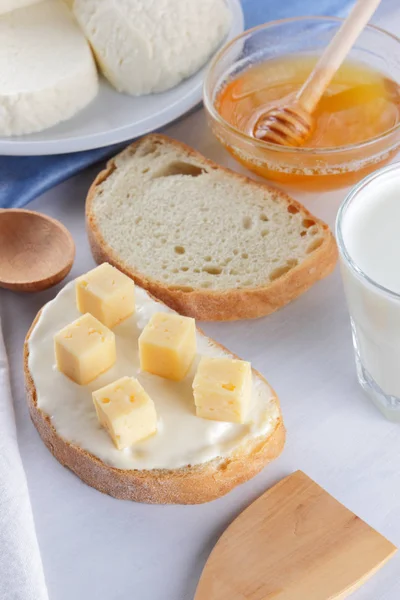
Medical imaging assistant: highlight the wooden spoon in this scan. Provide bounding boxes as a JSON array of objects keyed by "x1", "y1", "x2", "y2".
[
  {"x1": 195, "y1": 471, "x2": 396, "y2": 600},
  {"x1": 0, "y1": 209, "x2": 75, "y2": 292},
  {"x1": 254, "y1": 0, "x2": 382, "y2": 147}
]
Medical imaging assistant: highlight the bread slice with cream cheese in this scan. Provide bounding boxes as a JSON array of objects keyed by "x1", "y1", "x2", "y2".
[{"x1": 24, "y1": 279, "x2": 285, "y2": 504}]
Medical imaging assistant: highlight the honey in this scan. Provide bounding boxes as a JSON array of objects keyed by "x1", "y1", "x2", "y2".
[{"x1": 215, "y1": 57, "x2": 400, "y2": 189}]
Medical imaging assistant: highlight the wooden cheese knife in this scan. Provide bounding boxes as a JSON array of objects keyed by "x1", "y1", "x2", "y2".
[{"x1": 195, "y1": 471, "x2": 396, "y2": 600}]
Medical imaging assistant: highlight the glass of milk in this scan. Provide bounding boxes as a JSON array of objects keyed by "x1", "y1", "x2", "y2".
[{"x1": 336, "y1": 162, "x2": 400, "y2": 421}]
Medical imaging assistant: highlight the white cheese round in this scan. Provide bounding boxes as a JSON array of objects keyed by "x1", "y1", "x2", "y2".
[
  {"x1": 0, "y1": 0, "x2": 41, "y2": 15},
  {"x1": 72, "y1": 0, "x2": 231, "y2": 96},
  {"x1": 0, "y1": 0, "x2": 98, "y2": 136}
]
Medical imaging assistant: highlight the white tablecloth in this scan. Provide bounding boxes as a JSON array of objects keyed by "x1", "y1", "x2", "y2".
[{"x1": 2, "y1": 7, "x2": 400, "y2": 599}]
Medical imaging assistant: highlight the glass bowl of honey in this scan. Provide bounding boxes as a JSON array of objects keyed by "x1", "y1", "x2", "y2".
[{"x1": 204, "y1": 17, "x2": 400, "y2": 191}]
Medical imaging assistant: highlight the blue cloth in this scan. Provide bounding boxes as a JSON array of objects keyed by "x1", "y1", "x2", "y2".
[{"x1": 0, "y1": 0, "x2": 354, "y2": 209}]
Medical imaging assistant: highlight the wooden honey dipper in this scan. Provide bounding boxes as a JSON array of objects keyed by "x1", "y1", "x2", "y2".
[{"x1": 254, "y1": 0, "x2": 382, "y2": 147}]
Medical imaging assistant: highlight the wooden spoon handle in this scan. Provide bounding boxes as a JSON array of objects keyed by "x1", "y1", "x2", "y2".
[{"x1": 296, "y1": 0, "x2": 382, "y2": 114}]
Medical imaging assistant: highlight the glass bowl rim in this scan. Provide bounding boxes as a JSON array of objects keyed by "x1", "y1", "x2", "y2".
[{"x1": 203, "y1": 15, "x2": 400, "y2": 156}]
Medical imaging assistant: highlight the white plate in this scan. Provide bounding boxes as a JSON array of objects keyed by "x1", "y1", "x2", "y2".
[{"x1": 0, "y1": 0, "x2": 243, "y2": 156}]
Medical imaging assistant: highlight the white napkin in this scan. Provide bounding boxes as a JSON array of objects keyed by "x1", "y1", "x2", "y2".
[{"x1": 0, "y1": 321, "x2": 48, "y2": 600}]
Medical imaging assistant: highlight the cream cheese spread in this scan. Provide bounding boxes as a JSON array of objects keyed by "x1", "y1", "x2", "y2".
[{"x1": 28, "y1": 281, "x2": 279, "y2": 470}]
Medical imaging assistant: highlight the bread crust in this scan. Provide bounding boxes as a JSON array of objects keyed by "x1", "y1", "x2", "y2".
[
  {"x1": 24, "y1": 309, "x2": 285, "y2": 505},
  {"x1": 86, "y1": 134, "x2": 338, "y2": 321}
]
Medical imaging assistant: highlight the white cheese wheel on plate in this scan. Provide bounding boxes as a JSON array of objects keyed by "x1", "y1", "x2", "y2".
[
  {"x1": 0, "y1": 0, "x2": 41, "y2": 15},
  {"x1": 0, "y1": 0, "x2": 99, "y2": 136},
  {"x1": 71, "y1": 0, "x2": 231, "y2": 96}
]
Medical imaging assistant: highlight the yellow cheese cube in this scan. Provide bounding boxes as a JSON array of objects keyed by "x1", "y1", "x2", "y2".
[
  {"x1": 193, "y1": 356, "x2": 252, "y2": 424},
  {"x1": 92, "y1": 376, "x2": 157, "y2": 449},
  {"x1": 76, "y1": 263, "x2": 135, "y2": 328},
  {"x1": 139, "y1": 312, "x2": 196, "y2": 381},
  {"x1": 54, "y1": 313, "x2": 116, "y2": 385}
]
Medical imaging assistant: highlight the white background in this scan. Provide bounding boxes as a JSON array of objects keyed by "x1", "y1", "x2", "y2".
[{"x1": 2, "y1": 6, "x2": 400, "y2": 599}]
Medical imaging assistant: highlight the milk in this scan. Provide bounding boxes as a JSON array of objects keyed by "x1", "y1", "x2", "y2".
[{"x1": 337, "y1": 163, "x2": 400, "y2": 419}]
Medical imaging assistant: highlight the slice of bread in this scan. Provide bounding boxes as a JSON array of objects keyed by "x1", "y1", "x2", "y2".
[
  {"x1": 24, "y1": 281, "x2": 285, "y2": 505},
  {"x1": 86, "y1": 135, "x2": 338, "y2": 321}
]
